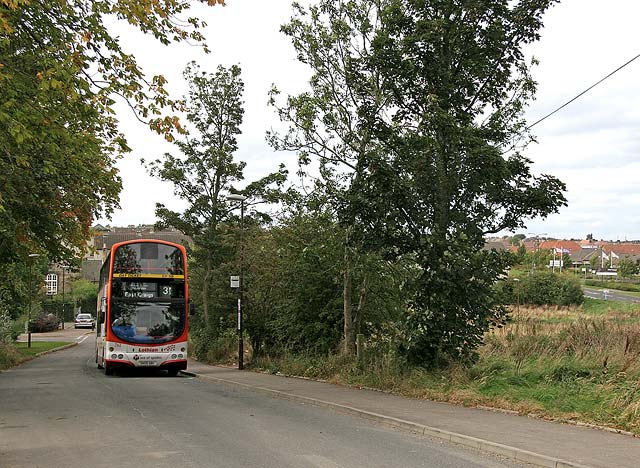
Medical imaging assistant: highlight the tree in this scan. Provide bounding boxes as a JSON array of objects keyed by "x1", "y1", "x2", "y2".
[
  {"x1": 269, "y1": 0, "x2": 391, "y2": 354},
  {"x1": 618, "y1": 259, "x2": 638, "y2": 278},
  {"x1": 510, "y1": 234, "x2": 526, "y2": 245},
  {"x1": 345, "y1": 0, "x2": 566, "y2": 365},
  {"x1": 146, "y1": 62, "x2": 286, "y2": 333},
  {"x1": 0, "y1": 0, "x2": 223, "y2": 266}
]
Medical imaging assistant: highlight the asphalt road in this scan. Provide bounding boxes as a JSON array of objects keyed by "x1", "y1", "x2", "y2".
[
  {"x1": 0, "y1": 338, "x2": 528, "y2": 468},
  {"x1": 583, "y1": 287, "x2": 640, "y2": 303}
]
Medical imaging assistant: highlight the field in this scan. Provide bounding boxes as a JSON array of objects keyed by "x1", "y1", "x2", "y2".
[{"x1": 251, "y1": 298, "x2": 640, "y2": 435}]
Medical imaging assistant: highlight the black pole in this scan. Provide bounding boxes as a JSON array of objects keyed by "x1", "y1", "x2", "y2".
[
  {"x1": 28, "y1": 263, "x2": 33, "y2": 348},
  {"x1": 61, "y1": 267, "x2": 65, "y2": 330},
  {"x1": 238, "y1": 200, "x2": 244, "y2": 370}
]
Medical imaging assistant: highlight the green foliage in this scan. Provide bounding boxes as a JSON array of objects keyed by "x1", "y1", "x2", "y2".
[
  {"x1": 1, "y1": 0, "x2": 222, "y2": 313},
  {"x1": 42, "y1": 278, "x2": 98, "y2": 321},
  {"x1": 0, "y1": 309, "x2": 12, "y2": 344},
  {"x1": 618, "y1": 259, "x2": 639, "y2": 278},
  {"x1": 243, "y1": 199, "x2": 410, "y2": 357},
  {"x1": 331, "y1": 0, "x2": 566, "y2": 366},
  {"x1": 517, "y1": 272, "x2": 583, "y2": 306},
  {"x1": 246, "y1": 209, "x2": 344, "y2": 355},
  {"x1": 269, "y1": 0, "x2": 392, "y2": 354},
  {"x1": 523, "y1": 249, "x2": 553, "y2": 271},
  {"x1": 584, "y1": 279, "x2": 640, "y2": 293},
  {"x1": 147, "y1": 62, "x2": 287, "y2": 356},
  {"x1": 0, "y1": 341, "x2": 20, "y2": 370}
]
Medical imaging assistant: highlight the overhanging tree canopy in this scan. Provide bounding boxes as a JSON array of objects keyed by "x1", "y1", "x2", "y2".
[{"x1": 0, "y1": 0, "x2": 223, "y2": 264}]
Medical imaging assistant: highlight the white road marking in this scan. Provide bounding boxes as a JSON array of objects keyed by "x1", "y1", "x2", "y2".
[{"x1": 77, "y1": 335, "x2": 90, "y2": 344}]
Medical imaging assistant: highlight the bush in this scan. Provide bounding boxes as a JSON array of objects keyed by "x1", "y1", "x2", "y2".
[
  {"x1": 518, "y1": 272, "x2": 583, "y2": 306},
  {"x1": 0, "y1": 341, "x2": 20, "y2": 370},
  {"x1": 29, "y1": 314, "x2": 60, "y2": 333}
]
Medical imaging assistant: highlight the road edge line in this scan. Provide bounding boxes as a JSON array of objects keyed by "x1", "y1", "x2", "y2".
[{"x1": 180, "y1": 369, "x2": 595, "y2": 468}]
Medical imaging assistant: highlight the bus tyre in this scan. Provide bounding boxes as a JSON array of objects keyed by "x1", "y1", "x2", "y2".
[
  {"x1": 167, "y1": 369, "x2": 178, "y2": 377},
  {"x1": 104, "y1": 365, "x2": 114, "y2": 376}
]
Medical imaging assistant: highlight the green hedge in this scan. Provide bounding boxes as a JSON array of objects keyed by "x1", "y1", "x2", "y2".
[
  {"x1": 499, "y1": 272, "x2": 583, "y2": 307},
  {"x1": 584, "y1": 280, "x2": 640, "y2": 293}
]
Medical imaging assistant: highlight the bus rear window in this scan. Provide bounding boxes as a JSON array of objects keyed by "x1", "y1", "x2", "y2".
[{"x1": 113, "y1": 243, "x2": 184, "y2": 277}]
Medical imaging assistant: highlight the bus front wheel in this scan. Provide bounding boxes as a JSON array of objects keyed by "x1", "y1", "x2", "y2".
[{"x1": 104, "y1": 365, "x2": 114, "y2": 376}]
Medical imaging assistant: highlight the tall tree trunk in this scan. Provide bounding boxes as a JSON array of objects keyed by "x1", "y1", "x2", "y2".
[
  {"x1": 354, "y1": 273, "x2": 367, "y2": 336},
  {"x1": 201, "y1": 255, "x2": 211, "y2": 322},
  {"x1": 343, "y1": 244, "x2": 355, "y2": 355}
]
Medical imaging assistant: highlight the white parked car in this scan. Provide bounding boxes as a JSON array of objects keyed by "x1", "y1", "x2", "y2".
[{"x1": 74, "y1": 313, "x2": 95, "y2": 330}]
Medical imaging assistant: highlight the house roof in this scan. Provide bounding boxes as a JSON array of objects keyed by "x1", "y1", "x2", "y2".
[
  {"x1": 520, "y1": 240, "x2": 539, "y2": 252},
  {"x1": 538, "y1": 240, "x2": 581, "y2": 253},
  {"x1": 602, "y1": 243, "x2": 640, "y2": 255},
  {"x1": 483, "y1": 241, "x2": 508, "y2": 252},
  {"x1": 570, "y1": 248, "x2": 600, "y2": 262}
]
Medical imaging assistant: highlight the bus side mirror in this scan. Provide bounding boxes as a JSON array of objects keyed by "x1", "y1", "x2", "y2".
[{"x1": 189, "y1": 302, "x2": 196, "y2": 316}]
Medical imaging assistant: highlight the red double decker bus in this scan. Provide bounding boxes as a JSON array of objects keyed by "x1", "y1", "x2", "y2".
[{"x1": 95, "y1": 239, "x2": 190, "y2": 376}]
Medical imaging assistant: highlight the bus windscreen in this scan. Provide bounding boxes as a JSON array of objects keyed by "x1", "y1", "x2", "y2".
[{"x1": 112, "y1": 242, "x2": 184, "y2": 278}]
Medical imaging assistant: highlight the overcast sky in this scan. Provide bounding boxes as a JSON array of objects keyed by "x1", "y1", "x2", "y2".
[{"x1": 96, "y1": 0, "x2": 640, "y2": 242}]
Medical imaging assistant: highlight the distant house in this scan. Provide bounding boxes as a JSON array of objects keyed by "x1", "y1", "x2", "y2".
[
  {"x1": 569, "y1": 247, "x2": 600, "y2": 270},
  {"x1": 483, "y1": 241, "x2": 508, "y2": 252},
  {"x1": 538, "y1": 240, "x2": 581, "y2": 254},
  {"x1": 598, "y1": 243, "x2": 640, "y2": 269}
]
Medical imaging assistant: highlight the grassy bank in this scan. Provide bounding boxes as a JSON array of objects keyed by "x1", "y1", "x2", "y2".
[
  {"x1": 249, "y1": 299, "x2": 640, "y2": 435},
  {"x1": 0, "y1": 341, "x2": 72, "y2": 371}
]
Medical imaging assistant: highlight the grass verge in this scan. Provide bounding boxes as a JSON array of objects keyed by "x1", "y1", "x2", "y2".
[
  {"x1": 248, "y1": 303, "x2": 640, "y2": 435},
  {"x1": 0, "y1": 341, "x2": 72, "y2": 371}
]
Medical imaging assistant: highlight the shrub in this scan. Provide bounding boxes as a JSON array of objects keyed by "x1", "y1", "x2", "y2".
[
  {"x1": 585, "y1": 280, "x2": 640, "y2": 293},
  {"x1": 519, "y1": 272, "x2": 583, "y2": 306},
  {"x1": 29, "y1": 314, "x2": 60, "y2": 333},
  {"x1": 0, "y1": 341, "x2": 20, "y2": 370}
]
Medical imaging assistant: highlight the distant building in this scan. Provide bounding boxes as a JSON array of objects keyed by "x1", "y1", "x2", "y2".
[{"x1": 538, "y1": 240, "x2": 581, "y2": 254}]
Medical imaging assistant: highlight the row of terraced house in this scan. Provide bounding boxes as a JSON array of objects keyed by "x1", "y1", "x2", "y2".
[{"x1": 486, "y1": 237, "x2": 640, "y2": 274}]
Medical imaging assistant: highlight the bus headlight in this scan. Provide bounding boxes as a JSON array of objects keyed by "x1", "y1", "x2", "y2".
[
  {"x1": 178, "y1": 354, "x2": 184, "y2": 359},
  {"x1": 171, "y1": 354, "x2": 177, "y2": 359},
  {"x1": 118, "y1": 354, "x2": 124, "y2": 359},
  {"x1": 111, "y1": 354, "x2": 117, "y2": 359}
]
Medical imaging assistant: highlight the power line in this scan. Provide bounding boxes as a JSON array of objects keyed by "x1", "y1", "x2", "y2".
[{"x1": 527, "y1": 52, "x2": 640, "y2": 130}]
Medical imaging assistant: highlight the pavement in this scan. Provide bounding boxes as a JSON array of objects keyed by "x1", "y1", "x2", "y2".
[
  {"x1": 182, "y1": 361, "x2": 640, "y2": 468},
  {"x1": 16, "y1": 322, "x2": 92, "y2": 343}
]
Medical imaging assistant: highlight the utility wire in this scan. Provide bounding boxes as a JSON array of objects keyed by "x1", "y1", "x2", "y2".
[{"x1": 527, "y1": 52, "x2": 640, "y2": 130}]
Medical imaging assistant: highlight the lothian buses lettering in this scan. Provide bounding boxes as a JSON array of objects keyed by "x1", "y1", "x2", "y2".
[{"x1": 134, "y1": 345, "x2": 176, "y2": 353}]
